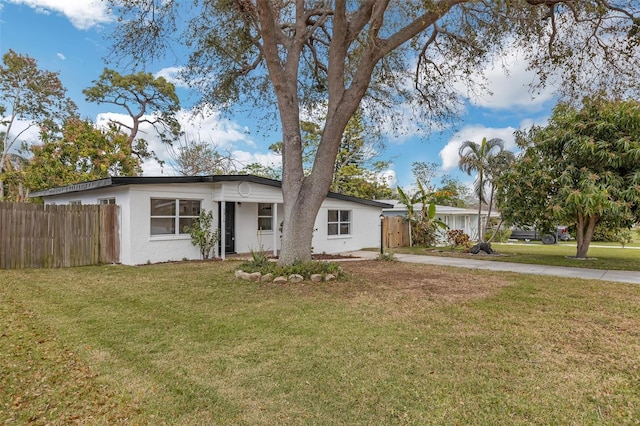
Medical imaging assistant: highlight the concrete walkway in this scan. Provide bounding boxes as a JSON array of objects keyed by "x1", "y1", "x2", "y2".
[{"x1": 344, "y1": 250, "x2": 640, "y2": 285}]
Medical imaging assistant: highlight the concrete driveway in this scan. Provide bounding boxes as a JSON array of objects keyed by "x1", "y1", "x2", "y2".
[{"x1": 345, "y1": 250, "x2": 640, "y2": 285}]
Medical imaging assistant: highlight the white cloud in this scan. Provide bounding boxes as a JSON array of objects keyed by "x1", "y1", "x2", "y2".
[
  {"x1": 7, "y1": 0, "x2": 113, "y2": 30},
  {"x1": 154, "y1": 67, "x2": 189, "y2": 89},
  {"x1": 231, "y1": 150, "x2": 281, "y2": 168},
  {"x1": 56, "y1": 52, "x2": 66, "y2": 60},
  {"x1": 95, "y1": 107, "x2": 269, "y2": 176},
  {"x1": 439, "y1": 125, "x2": 519, "y2": 171},
  {"x1": 0, "y1": 116, "x2": 42, "y2": 154},
  {"x1": 456, "y1": 47, "x2": 559, "y2": 111},
  {"x1": 378, "y1": 169, "x2": 397, "y2": 188}
]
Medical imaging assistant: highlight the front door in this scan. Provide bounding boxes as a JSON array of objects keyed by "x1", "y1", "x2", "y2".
[{"x1": 219, "y1": 202, "x2": 235, "y2": 254}]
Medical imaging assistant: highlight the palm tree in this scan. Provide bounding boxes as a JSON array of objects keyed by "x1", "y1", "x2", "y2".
[
  {"x1": 484, "y1": 149, "x2": 515, "y2": 242},
  {"x1": 458, "y1": 137, "x2": 507, "y2": 242}
]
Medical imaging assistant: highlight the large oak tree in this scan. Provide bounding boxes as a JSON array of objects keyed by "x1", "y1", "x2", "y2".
[{"x1": 109, "y1": 1, "x2": 640, "y2": 264}]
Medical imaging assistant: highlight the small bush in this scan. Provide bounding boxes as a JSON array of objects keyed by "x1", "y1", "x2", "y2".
[
  {"x1": 376, "y1": 251, "x2": 397, "y2": 262},
  {"x1": 593, "y1": 225, "x2": 634, "y2": 245},
  {"x1": 486, "y1": 227, "x2": 512, "y2": 243},
  {"x1": 412, "y1": 221, "x2": 440, "y2": 247},
  {"x1": 447, "y1": 229, "x2": 471, "y2": 251}
]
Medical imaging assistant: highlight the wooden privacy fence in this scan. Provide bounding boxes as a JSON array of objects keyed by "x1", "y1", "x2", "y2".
[
  {"x1": 0, "y1": 202, "x2": 120, "y2": 269},
  {"x1": 382, "y1": 216, "x2": 410, "y2": 249}
]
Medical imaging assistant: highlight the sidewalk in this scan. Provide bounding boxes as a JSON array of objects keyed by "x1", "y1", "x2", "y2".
[{"x1": 344, "y1": 250, "x2": 640, "y2": 285}]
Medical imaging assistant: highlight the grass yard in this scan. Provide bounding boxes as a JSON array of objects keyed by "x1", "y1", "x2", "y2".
[
  {"x1": 2, "y1": 260, "x2": 640, "y2": 424},
  {"x1": 395, "y1": 242, "x2": 640, "y2": 271}
]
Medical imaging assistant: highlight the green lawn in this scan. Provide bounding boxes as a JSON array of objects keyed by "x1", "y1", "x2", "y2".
[
  {"x1": 394, "y1": 241, "x2": 640, "y2": 271},
  {"x1": 2, "y1": 261, "x2": 640, "y2": 424}
]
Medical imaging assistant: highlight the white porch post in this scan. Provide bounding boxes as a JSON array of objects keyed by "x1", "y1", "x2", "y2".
[
  {"x1": 272, "y1": 202, "x2": 278, "y2": 257},
  {"x1": 221, "y1": 201, "x2": 226, "y2": 260},
  {"x1": 214, "y1": 201, "x2": 220, "y2": 259}
]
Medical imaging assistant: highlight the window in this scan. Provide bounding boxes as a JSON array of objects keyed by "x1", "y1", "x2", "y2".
[
  {"x1": 69, "y1": 200, "x2": 82, "y2": 205},
  {"x1": 150, "y1": 198, "x2": 201, "y2": 236},
  {"x1": 257, "y1": 203, "x2": 273, "y2": 231},
  {"x1": 99, "y1": 198, "x2": 116, "y2": 205},
  {"x1": 327, "y1": 209, "x2": 351, "y2": 236}
]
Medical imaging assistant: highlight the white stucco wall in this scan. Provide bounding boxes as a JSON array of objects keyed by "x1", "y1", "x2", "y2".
[
  {"x1": 40, "y1": 180, "x2": 387, "y2": 264},
  {"x1": 233, "y1": 201, "x2": 283, "y2": 255},
  {"x1": 126, "y1": 184, "x2": 216, "y2": 265},
  {"x1": 312, "y1": 198, "x2": 383, "y2": 254}
]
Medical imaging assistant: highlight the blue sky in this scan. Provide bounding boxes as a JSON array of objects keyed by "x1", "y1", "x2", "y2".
[{"x1": 0, "y1": 0, "x2": 559, "y2": 190}]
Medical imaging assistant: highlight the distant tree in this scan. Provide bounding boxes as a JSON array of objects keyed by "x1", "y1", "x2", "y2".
[
  {"x1": 497, "y1": 97, "x2": 640, "y2": 259},
  {"x1": 459, "y1": 137, "x2": 509, "y2": 242},
  {"x1": 22, "y1": 117, "x2": 140, "y2": 192},
  {"x1": 270, "y1": 112, "x2": 393, "y2": 198},
  {"x1": 434, "y1": 175, "x2": 473, "y2": 208},
  {"x1": 411, "y1": 162, "x2": 439, "y2": 192},
  {"x1": 110, "y1": 1, "x2": 640, "y2": 265},
  {"x1": 0, "y1": 49, "x2": 76, "y2": 199},
  {"x1": 0, "y1": 141, "x2": 28, "y2": 202},
  {"x1": 167, "y1": 133, "x2": 239, "y2": 175},
  {"x1": 83, "y1": 69, "x2": 181, "y2": 162},
  {"x1": 238, "y1": 162, "x2": 282, "y2": 180},
  {"x1": 331, "y1": 162, "x2": 394, "y2": 199}
]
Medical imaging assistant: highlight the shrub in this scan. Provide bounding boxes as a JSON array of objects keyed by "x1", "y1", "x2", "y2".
[
  {"x1": 486, "y1": 227, "x2": 512, "y2": 243},
  {"x1": 183, "y1": 210, "x2": 221, "y2": 259},
  {"x1": 376, "y1": 251, "x2": 397, "y2": 262},
  {"x1": 593, "y1": 225, "x2": 633, "y2": 245},
  {"x1": 447, "y1": 229, "x2": 471, "y2": 251},
  {"x1": 412, "y1": 221, "x2": 441, "y2": 247}
]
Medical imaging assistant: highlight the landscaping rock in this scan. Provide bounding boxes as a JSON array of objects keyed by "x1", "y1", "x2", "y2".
[
  {"x1": 288, "y1": 274, "x2": 304, "y2": 283},
  {"x1": 310, "y1": 274, "x2": 323, "y2": 282},
  {"x1": 325, "y1": 274, "x2": 336, "y2": 282},
  {"x1": 273, "y1": 276, "x2": 288, "y2": 283},
  {"x1": 247, "y1": 272, "x2": 262, "y2": 282},
  {"x1": 470, "y1": 242, "x2": 494, "y2": 255},
  {"x1": 235, "y1": 271, "x2": 251, "y2": 280},
  {"x1": 234, "y1": 269, "x2": 246, "y2": 278},
  {"x1": 261, "y1": 273, "x2": 274, "y2": 282}
]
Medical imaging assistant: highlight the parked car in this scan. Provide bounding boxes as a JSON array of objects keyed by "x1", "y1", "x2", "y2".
[{"x1": 509, "y1": 226, "x2": 571, "y2": 244}]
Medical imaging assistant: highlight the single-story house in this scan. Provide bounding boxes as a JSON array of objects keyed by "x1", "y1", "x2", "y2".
[
  {"x1": 29, "y1": 175, "x2": 392, "y2": 265},
  {"x1": 379, "y1": 199, "x2": 500, "y2": 241}
]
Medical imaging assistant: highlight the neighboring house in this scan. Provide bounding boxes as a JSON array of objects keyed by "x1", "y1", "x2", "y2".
[
  {"x1": 29, "y1": 175, "x2": 392, "y2": 265},
  {"x1": 379, "y1": 200, "x2": 500, "y2": 240}
]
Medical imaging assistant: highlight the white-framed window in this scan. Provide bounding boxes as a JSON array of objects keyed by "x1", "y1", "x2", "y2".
[
  {"x1": 257, "y1": 203, "x2": 273, "y2": 231},
  {"x1": 328, "y1": 209, "x2": 351, "y2": 236},
  {"x1": 150, "y1": 198, "x2": 201, "y2": 236},
  {"x1": 69, "y1": 200, "x2": 82, "y2": 205},
  {"x1": 99, "y1": 198, "x2": 116, "y2": 205}
]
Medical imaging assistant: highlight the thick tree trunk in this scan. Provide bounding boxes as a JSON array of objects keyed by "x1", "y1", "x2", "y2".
[
  {"x1": 575, "y1": 213, "x2": 598, "y2": 259},
  {"x1": 279, "y1": 186, "x2": 324, "y2": 264}
]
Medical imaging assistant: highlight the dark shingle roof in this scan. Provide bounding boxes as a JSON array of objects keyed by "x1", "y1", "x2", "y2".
[{"x1": 28, "y1": 175, "x2": 393, "y2": 208}]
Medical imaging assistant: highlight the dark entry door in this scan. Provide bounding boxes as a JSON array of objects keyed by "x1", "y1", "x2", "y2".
[{"x1": 219, "y1": 202, "x2": 235, "y2": 254}]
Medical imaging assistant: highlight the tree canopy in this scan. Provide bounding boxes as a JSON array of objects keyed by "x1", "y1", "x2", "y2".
[
  {"x1": 108, "y1": 0, "x2": 640, "y2": 264},
  {"x1": 0, "y1": 49, "x2": 76, "y2": 199},
  {"x1": 21, "y1": 118, "x2": 140, "y2": 193},
  {"x1": 497, "y1": 97, "x2": 640, "y2": 258},
  {"x1": 167, "y1": 134, "x2": 240, "y2": 176},
  {"x1": 83, "y1": 69, "x2": 181, "y2": 161}
]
